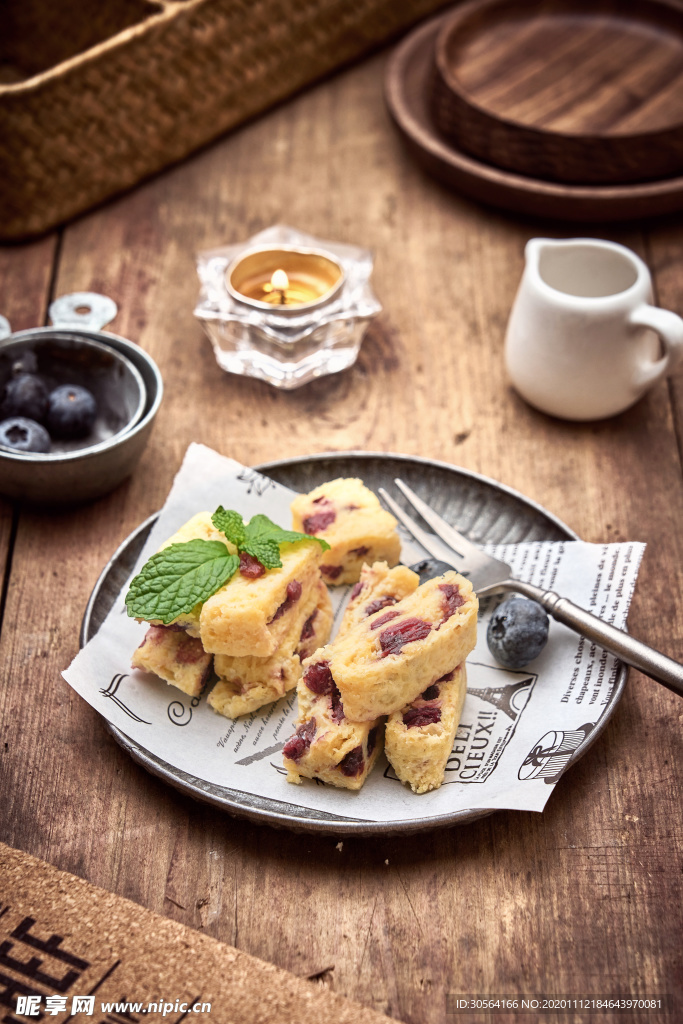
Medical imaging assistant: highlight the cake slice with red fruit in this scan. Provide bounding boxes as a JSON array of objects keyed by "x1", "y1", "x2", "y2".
[
  {"x1": 282, "y1": 658, "x2": 383, "y2": 791},
  {"x1": 290, "y1": 478, "x2": 400, "y2": 585},
  {"x1": 385, "y1": 664, "x2": 467, "y2": 793},
  {"x1": 131, "y1": 626, "x2": 213, "y2": 697},
  {"x1": 327, "y1": 571, "x2": 477, "y2": 721},
  {"x1": 339, "y1": 561, "x2": 419, "y2": 636},
  {"x1": 138, "y1": 511, "x2": 324, "y2": 658},
  {"x1": 208, "y1": 580, "x2": 333, "y2": 718}
]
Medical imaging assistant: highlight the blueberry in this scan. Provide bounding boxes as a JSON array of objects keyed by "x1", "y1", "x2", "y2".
[
  {"x1": 1, "y1": 373, "x2": 49, "y2": 422},
  {"x1": 487, "y1": 596, "x2": 549, "y2": 669},
  {"x1": 409, "y1": 558, "x2": 457, "y2": 584},
  {"x1": 47, "y1": 384, "x2": 97, "y2": 439},
  {"x1": 0, "y1": 417, "x2": 51, "y2": 453}
]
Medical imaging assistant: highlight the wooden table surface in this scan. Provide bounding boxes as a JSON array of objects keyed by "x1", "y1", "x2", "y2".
[{"x1": 1, "y1": 38, "x2": 682, "y2": 1024}]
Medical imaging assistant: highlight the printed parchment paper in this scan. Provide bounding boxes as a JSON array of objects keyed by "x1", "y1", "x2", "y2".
[{"x1": 63, "y1": 444, "x2": 644, "y2": 823}]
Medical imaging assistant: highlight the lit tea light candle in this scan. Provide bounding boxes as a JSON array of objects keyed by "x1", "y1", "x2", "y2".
[
  {"x1": 263, "y1": 268, "x2": 291, "y2": 305},
  {"x1": 226, "y1": 246, "x2": 345, "y2": 314}
]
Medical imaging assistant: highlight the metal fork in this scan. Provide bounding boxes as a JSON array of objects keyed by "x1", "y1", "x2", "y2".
[{"x1": 378, "y1": 478, "x2": 683, "y2": 698}]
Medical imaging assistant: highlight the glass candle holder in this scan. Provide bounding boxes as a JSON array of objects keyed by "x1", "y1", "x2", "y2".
[{"x1": 194, "y1": 225, "x2": 381, "y2": 389}]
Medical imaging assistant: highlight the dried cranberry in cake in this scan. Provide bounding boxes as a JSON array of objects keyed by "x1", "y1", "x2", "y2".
[
  {"x1": 364, "y1": 596, "x2": 397, "y2": 616},
  {"x1": 143, "y1": 625, "x2": 166, "y2": 645},
  {"x1": 370, "y1": 609, "x2": 401, "y2": 630},
  {"x1": 367, "y1": 726, "x2": 378, "y2": 755},
  {"x1": 330, "y1": 684, "x2": 345, "y2": 723},
  {"x1": 320, "y1": 564, "x2": 343, "y2": 580},
  {"x1": 440, "y1": 582, "x2": 465, "y2": 619},
  {"x1": 283, "y1": 718, "x2": 317, "y2": 762},
  {"x1": 421, "y1": 683, "x2": 440, "y2": 700},
  {"x1": 304, "y1": 660, "x2": 335, "y2": 695},
  {"x1": 349, "y1": 545, "x2": 369, "y2": 557},
  {"x1": 339, "y1": 745, "x2": 365, "y2": 777},
  {"x1": 300, "y1": 609, "x2": 318, "y2": 641},
  {"x1": 303, "y1": 508, "x2": 336, "y2": 534},
  {"x1": 174, "y1": 636, "x2": 208, "y2": 664},
  {"x1": 402, "y1": 704, "x2": 442, "y2": 728},
  {"x1": 239, "y1": 551, "x2": 266, "y2": 579},
  {"x1": 350, "y1": 581, "x2": 364, "y2": 599},
  {"x1": 379, "y1": 616, "x2": 432, "y2": 657},
  {"x1": 269, "y1": 580, "x2": 303, "y2": 622}
]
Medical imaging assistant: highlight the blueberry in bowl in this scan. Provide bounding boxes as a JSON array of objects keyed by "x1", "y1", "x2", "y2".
[
  {"x1": 46, "y1": 384, "x2": 98, "y2": 439},
  {"x1": 1, "y1": 373, "x2": 49, "y2": 422},
  {"x1": 487, "y1": 596, "x2": 549, "y2": 669},
  {"x1": 0, "y1": 417, "x2": 51, "y2": 453},
  {"x1": 0, "y1": 327, "x2": 162, "y2": 504}
]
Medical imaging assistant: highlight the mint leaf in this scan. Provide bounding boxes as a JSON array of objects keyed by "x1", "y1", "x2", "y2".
[
  {"x1": 244, "y1": 513, "x2": 331, "y2": 554},
  {"x1": 125, "y1": 539, "x2": 239, "y2": 624},
  {"x1": 211, "y1": 507, "x2": 246, "y2": 548},
  {"x1": 241, "y1": 536, "x2": 283, "y2": 570}
]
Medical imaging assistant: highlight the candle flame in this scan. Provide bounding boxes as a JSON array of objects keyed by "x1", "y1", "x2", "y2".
[{"x1": 271, "y1": 269, "x2": 289, "y2": 291}]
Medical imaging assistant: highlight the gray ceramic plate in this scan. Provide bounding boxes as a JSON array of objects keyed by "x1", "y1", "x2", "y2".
[{"x1": 81, "y1": 452, "x2": 626, "y2": 835}]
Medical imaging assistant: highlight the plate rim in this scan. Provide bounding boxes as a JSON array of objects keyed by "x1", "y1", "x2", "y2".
[{"x1": 81, "y1": 450, "x2": 626, "y2": 836}]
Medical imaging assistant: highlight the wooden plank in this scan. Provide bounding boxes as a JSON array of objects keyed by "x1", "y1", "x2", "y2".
[
  {"x1": 643, "y1": 227, "x2": 683, "y2": 463},
  {"x1": 0, "y1": 235, "x2": 57, "y2": 594},
  {"x1": 0, "y1": 46, "x2": 681, "y2": 1024}
]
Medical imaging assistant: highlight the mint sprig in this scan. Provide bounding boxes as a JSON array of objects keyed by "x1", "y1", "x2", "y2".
[
  {"x1": 211, "y1": 508, "x2": 329, "y2": 570},
  {"x1": 126, "y1": 507, "x2": 330, "y2": 623},
  {"x1": 125, "y1": 539, "x2": 239, "y2": 624}
]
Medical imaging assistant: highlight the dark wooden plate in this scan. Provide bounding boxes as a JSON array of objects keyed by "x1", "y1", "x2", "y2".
[
  {"x1": 385, "y1": 12, "x2": 683, "y2": 221},
  {"x1": 431, "y1": 0, "x2": 683, "y2": 185}
]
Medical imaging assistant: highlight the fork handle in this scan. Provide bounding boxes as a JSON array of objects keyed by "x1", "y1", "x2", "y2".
[{"x1": 503, "y1": 581, "x2": 683, "y2": 698}]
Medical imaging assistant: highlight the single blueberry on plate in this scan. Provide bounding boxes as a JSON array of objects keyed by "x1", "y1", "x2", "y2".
[
  {"x1": 1, "y1": 373, "x2": 49, "y2": 422},
  {"x1": 409, "y1": 558, "x2": 456, "y2": 585},
  {"x1": 487, "y1": 596, "x2": 549, "y2": 669},
  {"x1": 47, "y1": 384, "x2": 97, "y2": 439},
  {"x1": 0, "y1": 417, "x2": 51, "y2": 453}
]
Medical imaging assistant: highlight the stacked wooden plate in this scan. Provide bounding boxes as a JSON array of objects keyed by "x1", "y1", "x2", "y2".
[{"x1": 385, "y1": 0, "x2": 683, "y2": 220}]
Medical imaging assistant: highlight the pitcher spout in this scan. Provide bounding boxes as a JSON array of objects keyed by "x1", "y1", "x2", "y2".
[{"x1": 524, "y1": 237, "x2": 573, "y2": 271}]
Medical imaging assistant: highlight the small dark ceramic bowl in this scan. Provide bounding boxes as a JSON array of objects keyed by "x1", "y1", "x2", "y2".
[{"x1": 0, "y1": 323, "x2": 163, "y2": 504}]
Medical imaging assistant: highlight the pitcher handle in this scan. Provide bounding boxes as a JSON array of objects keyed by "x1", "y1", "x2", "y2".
[{"x1": 628, "y1": 304, "x2": 683, "y2": 389}]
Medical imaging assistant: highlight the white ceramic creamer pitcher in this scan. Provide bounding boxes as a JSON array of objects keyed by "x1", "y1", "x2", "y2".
[{"x1": 505, "y1": 238, "x2": 683, "y2": 420}]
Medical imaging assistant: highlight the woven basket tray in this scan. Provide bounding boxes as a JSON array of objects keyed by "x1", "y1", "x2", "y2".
[{"x1": 0, "y1": 0, "x2": 448, "y2": 242}]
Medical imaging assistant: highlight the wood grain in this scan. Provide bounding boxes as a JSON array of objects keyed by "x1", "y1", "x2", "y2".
[
  {"x1": 431, "y1": 0, "x2": 683, "y2": 184},
  {"x1": 0, "y1": 42, "x2": 682, "y2": 1024}
]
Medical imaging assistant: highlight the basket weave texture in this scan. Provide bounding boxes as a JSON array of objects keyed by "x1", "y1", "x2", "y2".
[{"x1": 0, "y1": 0, "x2": 448, "y2": 241}]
